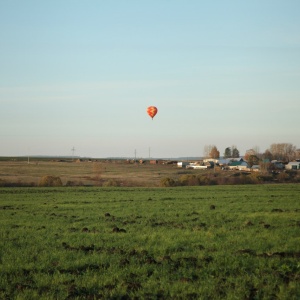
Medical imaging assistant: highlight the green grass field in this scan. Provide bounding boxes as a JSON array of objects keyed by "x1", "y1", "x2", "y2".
[{"x1": 0, "y1": 184, "x2": 299, "y2": 299}]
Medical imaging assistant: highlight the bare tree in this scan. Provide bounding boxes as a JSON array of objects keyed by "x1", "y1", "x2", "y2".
[
  {"x1": 296, "y1": 149, "x2": 300, "y2": 160},
  {"x1": 244, "y1": 149, "x2": 256, "y2": 161},
  {"x1": 268, "y1": 143, "x2": 297, "y2": 161},
  {"x1": 203, "y1": 145, "x2": 213, "y2": 158},
  {"x1": 247, "y1": 155, "x2": 260, "y2": 167},
  {"x1": 262, "y1": 149, "x2": 273, "y2": 161},
  {"x1": 245, "y1": 147, "x2": 261, "y2": 161}
]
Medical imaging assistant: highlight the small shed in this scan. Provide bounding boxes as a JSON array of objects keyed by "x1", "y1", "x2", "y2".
[{"x1": 177, "y1": 162, "x2": 190, "y2": 168}]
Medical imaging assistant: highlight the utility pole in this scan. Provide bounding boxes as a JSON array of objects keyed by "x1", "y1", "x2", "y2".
[{"x1": 71, "y1": 147, "x2": 75, "y2": 161}]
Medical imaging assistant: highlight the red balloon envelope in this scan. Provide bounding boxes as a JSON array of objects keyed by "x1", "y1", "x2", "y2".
[{"x1": 147, "y1": 106, "x2": 158, "y2": 119}]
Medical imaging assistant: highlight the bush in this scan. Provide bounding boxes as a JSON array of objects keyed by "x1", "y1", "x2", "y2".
[
  {"x1": 237, "y1": 174, "x2": 257, "y2": 184},
  {"x1": 277, "y1": 172, "x2": 289, "y2": 182},
  {"x1": 285, "y1": 170, "x2": 297, "y2": 179},
  {"x1": 65, "y1": 180, "x2": 78, "y2": 186},
  {"x1": 179, "y1": 175, "x2": 200, "y2": 186},
  {"x1": 246, "y1": 173, "x2": 260, "y2": 184},
  {"x1": 178, "y1": 174, "x2": 199, "y2": 186},
  {"x1": 39, "y1": 176, "x2": 62, "y2": 187},
  {"x1": 257, "y1": 175, "x2": 273, "y2": 182},
  {"x1": 197, "y1": 174, "x2": 217, "y2": 185},
  {"x1": 103, "y1": 179, "x2": 118, "y2": 187},
  {"x1": 160, "y1": 177, "x2": 176, "y2": 187}
]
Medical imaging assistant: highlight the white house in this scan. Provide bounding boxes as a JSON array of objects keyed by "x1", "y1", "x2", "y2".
[{"x1": 285, "y1": 162, "x2": 300, "y2": 170}]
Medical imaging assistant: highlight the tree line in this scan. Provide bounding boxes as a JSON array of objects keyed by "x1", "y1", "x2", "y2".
[{"x1": 204, "y1": 143, "x2": 300, "y2": 166}]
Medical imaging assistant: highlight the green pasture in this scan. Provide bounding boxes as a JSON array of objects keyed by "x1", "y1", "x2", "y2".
[{"x1": 0, "y1": 184, "x2": 299, "y2": 299}]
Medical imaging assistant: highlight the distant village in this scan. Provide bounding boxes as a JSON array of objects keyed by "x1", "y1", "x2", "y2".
[
  {"x1": 175, "y1": 143, "x2": 300, "y2": 172},
  {"x1": 47, "y1": 143, "x2": 300, "y2": 172},
  {"x1": 177, "y1": 157, "x2": 300, "y2": 171},
  {"x1": 143, "y1": 143, "x2": 300, "y2": 172}
]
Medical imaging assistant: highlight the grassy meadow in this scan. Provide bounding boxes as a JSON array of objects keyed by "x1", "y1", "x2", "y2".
[
  {"x1": 0, "y1": 160, "x2": 178, "y2": 187},
  {"x1": 0, "y1": 184, "x2": 300, "y2": 299},
  {"x1": 0, "y1": 159, "x2": 299, "y2": 188}
]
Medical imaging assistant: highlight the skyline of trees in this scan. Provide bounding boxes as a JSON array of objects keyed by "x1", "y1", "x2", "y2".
[
  {"x1": 204, "y1": 143, "x2": 299, "y2": 162},
  {"x1": 223, "y1": 146, "x2": 240, "y2": 158}
]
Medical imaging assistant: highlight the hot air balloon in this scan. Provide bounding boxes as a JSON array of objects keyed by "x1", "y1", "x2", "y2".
[{"x1": 147, "y1": 106, "x2": 158, "y2": 120}]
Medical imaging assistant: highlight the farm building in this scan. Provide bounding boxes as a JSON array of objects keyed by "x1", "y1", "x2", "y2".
[
  {"x1": 228, "y1": 161, "x2": 249, "y2": 170},
  {"x1": 251, "y1": 165, "x2": 260, "y2": 172},
  {"x1": 203, "y1": 158, "x2": 231, "y2": 164},
  {"x1": 203, "y1": 158, "x2": 243, "y2": 166},
  {"x1": 285, "y1": 162, "x2": 300, "y2": 170},
  {"x1": 177, "y1": 162, "x2": 190, "y2": 168},
  {"x1": 185, "y1": 161, "x2": 212, "y2": 169},
  {"x1": 187, "y1": 165, "x2": 208, "y2": 170},
  {"x1": 271, "y1": 161, "x2": 285, "y2": 169},
  {"x1": 203, "y1": 158, "x2": 218, "y2": 164}
]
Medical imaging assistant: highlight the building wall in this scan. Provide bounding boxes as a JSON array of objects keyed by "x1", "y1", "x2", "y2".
[{"x1": 286, "y1": 163, "x2": 300, "y2": 170}]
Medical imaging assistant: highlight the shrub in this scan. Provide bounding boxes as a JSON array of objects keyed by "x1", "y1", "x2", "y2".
[
  {"x1": 39, "y1": 176, "x2": 62, "y2": 187},
  {"x1": 197, "y1": 175, "x2": 208, "y2": 185},
  {"x1": 160, "y1": 177, "x2": 176, "y2": 187},
  {"x1": 285, "y1": 170, "x2": 297, "y2": 180},
  {"x1": 215, "y1": 176, "x2": 229, "y2": 185},
  {"x1": 65, "y1": 180, "x2": 77, "y2": 186},
  {"x1": 238, "y1": 174, "x2": 256, "y2": 184},
  {"x1": 103, "y1": 179, "x2": 118, "y2": 187},
  {"x1": 178, "y1": 174, "x2": 199, "y2": 186},
  {"x1": 197, "y1": 174, "x2": 217, "y2": 185},
  {"x1": 226, "y1": 173, "x2": 259, "y2": 185},
  {"x1": 277, "y1": 172, "x2": 289, "y2": 182},
  {"x1": 247, "y1": 173, "x2": 260, "y2": 184},
  {"x1": 257, "y1": 175, "x2": 273, "y2": 182}
]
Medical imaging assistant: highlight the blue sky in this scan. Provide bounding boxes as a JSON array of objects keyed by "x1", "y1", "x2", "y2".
[{"x1": 1, "y1": 0, "x2": 299, "y2": 158}]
